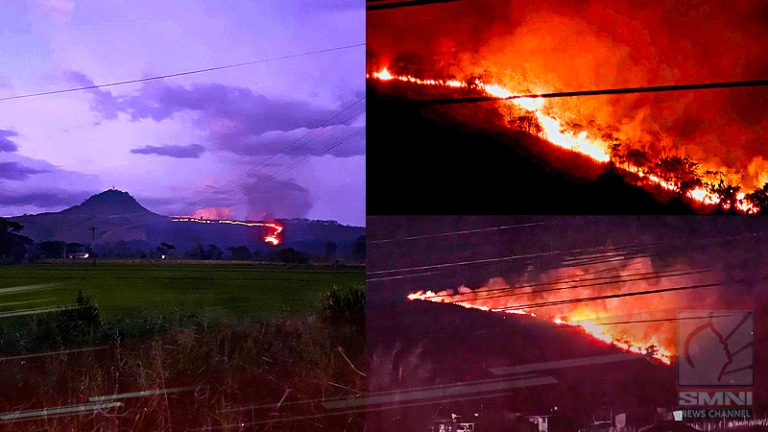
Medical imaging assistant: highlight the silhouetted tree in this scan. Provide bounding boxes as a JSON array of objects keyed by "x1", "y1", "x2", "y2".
[
  {"x1": 654, "y1": 156, "x2": 699, "y2": 186},
  {"x1": 228, "y1": 245, "x2": 252, "y2": 261},
  {"x1": 626, "y1": 148, "x2": 651, "y2": 170},
  {"x1": 186, "y1": 243, "x2": 224, "y2": 260},
  {"x1": 37, "y1": 240, "x2": 67, "y2": 259},
  {"x1": 748, "y1": 183, "x2": 768, "y2": 214},
  {"x1": 353, "y1": 235, "x2": 366, "y2": 262},
  {"x1": 66, "y1": 243, "x2": 87, "y2": 256},
  {"x1": 0, "y1": 218, "x2": 32, "y2": 263},
  {"x1": 710, "y1": 179, "x2": 742, "y2": 212},
  {"x1": 324, "y1": 242, "x2": 338, "y2": 260},
  {"x1": 156, "y1": 242, "x2": 176, "y2": 258},
  {"x1": 56, "y1": 289, "x2": 101, "y2": 344},
  {"x1": 609, "y1": 142, "x2": 627, "y2": 167},
  {"x1": 271, "y1": 248, "x2": 309, "y2": 264},
  {"x1": 205, "y1": 244, "x2": 223, "y2": 260}
]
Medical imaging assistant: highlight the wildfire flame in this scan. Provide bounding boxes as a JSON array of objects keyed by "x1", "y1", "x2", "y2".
[
  {"x1": 170, "y1": 217, "x2": 283, "y2": 246},
  {"x1": 407, "y1": 288, "x2": 673, "y2": 364},
  {"x1": 369, "y1": 67, "x2": 759, "y2": 214},
  {"x1": 403, "y1": 256, "x2": 709, "y2": 365}
]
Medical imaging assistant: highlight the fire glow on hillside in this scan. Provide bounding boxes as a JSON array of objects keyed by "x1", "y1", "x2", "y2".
[
  {"x1": 404, "y1": 256, "x2": 721, "y2": 365},
  {"x1": 171, "y1": 217, "x2": 283, "y2": 245},
  {"x1": 369, "y1": 68, "x2": 759, "y2": 214}
]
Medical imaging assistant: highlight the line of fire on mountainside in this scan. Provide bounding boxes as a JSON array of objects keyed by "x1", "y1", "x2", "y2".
[
  {"x1": 366, "y1": 70, "x2": 768, "y2": 216},
  {"x1": 1, "y1": 190, "x2": 366, "y2": 265}
]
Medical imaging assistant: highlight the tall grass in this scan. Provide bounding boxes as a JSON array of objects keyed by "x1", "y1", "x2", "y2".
[
  {"x1": 0, "y1": 286, "x2": 367, "y2": 431},
  {"x1": 320, "y1": 284, "x2": 365, "y2": 324}
]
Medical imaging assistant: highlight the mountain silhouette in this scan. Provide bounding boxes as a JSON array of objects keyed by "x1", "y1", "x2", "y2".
[
  {"x1": 61, "y1": 189, "x2": 156, "y2": 217},
  {"x1": 10, "y1": 190, "x2": 364, "y2": 255}
]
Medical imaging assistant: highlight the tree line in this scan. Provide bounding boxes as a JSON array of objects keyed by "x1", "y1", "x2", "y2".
[{"x1": 0, "y1": 218, "x2": 366, "y2": 265}]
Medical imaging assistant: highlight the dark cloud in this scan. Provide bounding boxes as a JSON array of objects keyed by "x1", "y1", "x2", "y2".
[
  {"x1": 119, "y1": 82, "x2": 340, "y2": 133},
  {"x1": 0, "y1": 162, "x2": 48, "y2": 180},
  {"x1": 64, "y1": 71, "x2": 121, "y2": 120},
  {"x1": 71, "y1": 73, "x2": 365, "y2": 158},
  {"x1": 0, "y1": 189, "x2": 92, "y2": 209},
  {"x1": 0, "y1": 130, "x2": 19, "y2": 152},
  {"x1": 130, "y1": 143, "x2": 206, "y2": 158}
]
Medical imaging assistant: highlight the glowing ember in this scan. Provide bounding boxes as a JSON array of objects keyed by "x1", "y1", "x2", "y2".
[
  {"x1": 369, "y1": 68, "x2": 761, "y2": 213},
  {"x1": 170, "y1": 217, "x2": 283, "y2": 246}
]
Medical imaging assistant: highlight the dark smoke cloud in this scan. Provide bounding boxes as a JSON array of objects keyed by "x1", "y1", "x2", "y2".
[
  {"x1": 168, "y1": 175, "x2": 314, "y2": 220},
  {"x1": 369, "y1": 0, "x2": 768, "y2": 187},
  {"x1": 242, "y1": 175, "x2": 313, "y2": 220}
]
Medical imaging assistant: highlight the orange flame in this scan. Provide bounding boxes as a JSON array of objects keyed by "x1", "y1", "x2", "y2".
[
  {"x1": 407, "y1": 288, "x2": 673, "y2": 364},
  {"x1": 369, "y1": 67, "x2": 759, "y2": 214},
  {"x1": 170, "y1": 217, "x2": 283, "y2": 246},
  {"x1": 404, "y1": 257, "x2": 701, "y2": 365}
]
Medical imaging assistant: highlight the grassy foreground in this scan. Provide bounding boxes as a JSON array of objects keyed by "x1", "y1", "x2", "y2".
[
  {"x1": 0, "y1": 262, "x2": 364, "y2": 321},
  {"x1": 0, "y1": 262, "x2": 366, "y2": 431}
]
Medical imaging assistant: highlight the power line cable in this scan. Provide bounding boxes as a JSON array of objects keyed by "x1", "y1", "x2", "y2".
[
  {"x1": 406, "y1": 79, "x2": 768, "y2": 105},
  {"x1": 493, "y1": 282, "x2": 723, "y2": 312},
  {"x1": 368, "y1": 223, "x2": 545, "y2": 244},
  {"x1": 367, "y1": 0, "x2": 464, "y2": 11},
  {"x1": 368, "y1": 230, "x2": 767, "y2": 275},
  {"x1": 0, "y1": 43, "x2": 365, "y2": 102},
  {"x1": 432, "y1": 267, "x2": 712, "y2": 303},
  {"x1": 244, "y1": 128, "x2": 365, "y2": 193}
]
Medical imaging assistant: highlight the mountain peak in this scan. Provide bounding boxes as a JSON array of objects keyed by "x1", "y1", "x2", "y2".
[{"x1": 66, "y1": 189, "x2": 154, "y2": 215}]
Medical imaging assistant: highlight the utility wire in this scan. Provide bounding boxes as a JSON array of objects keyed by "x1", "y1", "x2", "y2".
[
  {"x1": 590, "y1": 313, "x2": 740, "y2": 327},
  {"x1": 493, "y1": 282, "x2": 723, "y2": 312},
  {"x1": 244, "y1": 128, "x2": 365, "y2": 194},
  {"x1": 0, "y1": 43, "x2": 365, "y2": 102},
  {"x1": 367, "y1": 0, "x2": 463, "y2": 11},
  {"x1": 432, "y1": 267, "x2": 711, "y2": 303},
  {"x1": 369, "y1": 230, "x2": 767, "y2": 276},
  {"x1": 406, "y1": 79, "x2": 768, "y2": 105},
  {"x1": 368, "y1": 223, "x2": 545, "y2": 244}
]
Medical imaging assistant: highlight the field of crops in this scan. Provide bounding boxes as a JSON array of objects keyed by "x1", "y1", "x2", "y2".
[
  {"x1": 0, "y1": 261, "x2": 364, "y2": 320},
  {"x1": 0, "y1": 262, "x2": 366, "y2": 430}
]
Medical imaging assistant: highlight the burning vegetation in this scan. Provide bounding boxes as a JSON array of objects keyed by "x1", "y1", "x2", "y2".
[
  {"x1": 171, "y1": 216, "x2": 283, "y2": 245},
  {"x1": 368, "y1": 0, "x2": 768, "y2": 213},
  {"x1": 406, "y1": 254, "x2": 724, "y2": 365}
]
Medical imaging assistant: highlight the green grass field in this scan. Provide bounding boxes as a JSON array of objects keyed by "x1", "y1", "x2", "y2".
[{"x1": 0, "y1": 262, "x2": 364, "y2": 321}]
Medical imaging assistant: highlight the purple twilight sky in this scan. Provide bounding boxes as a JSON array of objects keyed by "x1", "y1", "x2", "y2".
[{"x1": 0, "y1": 0, "x2": 365, "y2": 226}]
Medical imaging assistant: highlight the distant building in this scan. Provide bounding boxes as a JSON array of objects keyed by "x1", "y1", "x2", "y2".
[
  {"x1": 427, "y1": 415, "x2": 476, "y2": 432},
  {"x1": 579, "y1": 410, "x2": 637, "y2": 432},
  {"x1": 526, "y1": 415, "x2": 551, "y2": 432}
]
